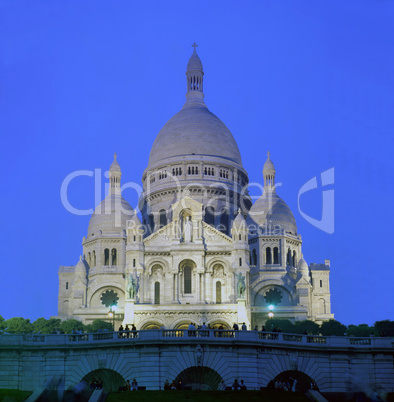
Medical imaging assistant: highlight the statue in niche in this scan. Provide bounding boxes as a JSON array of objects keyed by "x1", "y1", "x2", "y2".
[
  {"x1": 127, "y1": 274, "x2": 137, "y2": 300},
  {"x1": 237, "y1": 273, "x2": 246, "y2": 299},
  {"x1": 183, "y1": 216, "x2": 193, "y2": 242}
]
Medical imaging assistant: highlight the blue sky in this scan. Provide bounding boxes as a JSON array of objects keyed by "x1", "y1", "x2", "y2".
[{"x1": 0, "y1": 1, "x2": 393, "y2": 326}]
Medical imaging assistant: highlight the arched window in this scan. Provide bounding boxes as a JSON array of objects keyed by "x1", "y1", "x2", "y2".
[
  {"x1": 219, "y1": 209, "x2": 229, "y2": 235},
  {"x1": 184, "y1": 266, "x2": 192, "y2": 294},
  {"x1": 149, "y1": 214, "x2": 155, "y2": 233},
  {"x1": 292, "y1": 251, "x2": 297, "y2": 267},
  {"x1": 273, "y1": 247, "x2": 279, "y2": 264},
  {"x1": 216, "y1": 281, "x2": 222, "y2": 304},
  {"x1": 287, "y1": 249, "x2": 292, "y2": 266},
  {"x1": 154, "y1": 282, "x2": 160, "y2": 305},
  {"x1": 159, "y1": 209, "x2": 167, "y2": 228},
  {"x1": 252, "y1": 249, "x2": 257, "y2": 266},
  {"x1": 104, "y1": 249, "x2": 109, "y2": 265},
  {"x1": 318, "y1": 298, "x2": 326, "y2": 314},
  {"x1": 204, "y1": 206, "x2": 215, "y2": 226},
  {"x1": 111, "y1": 248, "x2": 117, "y2": 266},
  {"x1": 92, "y1": 251, "x2": 96, "y2": 266},
  {"x1": 87, "y1": 252, "x2": 91, "y2": 266},
  {"x1": 266, "y1": 247, "x2": 272, "y2": 265}
]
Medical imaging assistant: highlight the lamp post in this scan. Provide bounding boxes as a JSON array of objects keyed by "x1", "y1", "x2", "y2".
[
  {"x1": 108, "y1": 304, "x2": 117, "y2": 331},
  {"x1": 268, "y1": 304, "x2": 274, "y2": 331}
]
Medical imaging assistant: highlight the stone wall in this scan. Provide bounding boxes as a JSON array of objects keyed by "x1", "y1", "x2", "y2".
[{"x1": 0, "y1": 331, "x2": 393, "y2": 393}]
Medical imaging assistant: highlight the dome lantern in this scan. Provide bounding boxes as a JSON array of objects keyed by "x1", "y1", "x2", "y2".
[
  {"x1": 186, "y1": 43, "x2": 204, "y2": 100},
  {"x1": 263, "y1": 151, "x2": 276, "y2": 190},
  {"x1": 109, "y1": 152, "x2": 121, "y2": 195}
]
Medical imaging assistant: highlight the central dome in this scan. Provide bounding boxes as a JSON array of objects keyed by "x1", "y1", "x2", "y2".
[
  {"x1": 147, "y1": 47, "x2": 243, "y2": 170},
  {"x1": 147, "y1": 101, "x2": 243, "y2": 169}
]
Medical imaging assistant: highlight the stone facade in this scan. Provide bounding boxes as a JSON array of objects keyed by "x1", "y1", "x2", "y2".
[
  {"x1": 57, "y1": 47, "x2": 333, "y2": 330},
  {"x1": 1, "y1": 332, "x2": 393, "y2": 393}
]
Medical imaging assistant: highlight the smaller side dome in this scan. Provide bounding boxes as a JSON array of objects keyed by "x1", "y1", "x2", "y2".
[
  {"x1": 298, "y1": 257, "x2": 309, "y2": 271},
  {"x1": 88, "y1": 194, "x2": 134, "y2": 236},
  {"x1": 248, "y1": 153, "x2": 297, "y2": 235},
  {"x1": 88, "y1": 154, "x2": 134, "y2": 236},
  {"x1": 248, "y1": 191, "x2": 297, "y2": 235}
]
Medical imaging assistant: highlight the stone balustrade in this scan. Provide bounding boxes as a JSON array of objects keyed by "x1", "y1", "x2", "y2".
[{"x1": 0, "y1": 330, "x2": 390, "y2": 349}]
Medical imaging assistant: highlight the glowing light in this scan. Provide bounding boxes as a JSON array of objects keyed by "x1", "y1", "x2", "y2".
[{"x1": 268, "y1": 304, "x2": 274, "y2": 310}]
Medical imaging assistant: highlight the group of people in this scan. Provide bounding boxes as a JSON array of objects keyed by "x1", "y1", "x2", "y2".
[
  {"x1": 123, "y1": 379, "x2": 138, "y2": 391},
  {"x1": 164, "y1": 379, "x2": 185, "y2": 390},
  {"x1": 229, "y1": 379, "x2": 247, "y2": 390},
  {"x1": 117, "y1": 324, "x2": 137, "y2": 338},
  {"x1": 232, "y1": 322, "x2": 248, "y2": 330},
  {"x1": 89, "y1": 378, "x2": 103, "y2": 391}
]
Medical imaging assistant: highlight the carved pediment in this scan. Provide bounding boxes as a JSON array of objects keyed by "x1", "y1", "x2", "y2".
[
  {"x1": 144, "y1": 222, "x2": 175, "y2": 247},
  {"x1": 202, "y1": 222, "x2": 232, "y2": 246}
]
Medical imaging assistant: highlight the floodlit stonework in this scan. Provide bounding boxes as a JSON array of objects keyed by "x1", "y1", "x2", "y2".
[{"x1": 57, "y1": 47, "x2": 334, "y2": 331}]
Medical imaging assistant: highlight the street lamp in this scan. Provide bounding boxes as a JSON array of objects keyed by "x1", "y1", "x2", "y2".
[
  {"x1": 268, "y1": 305, "x2": 274, "y2": 331},
  {"x1": 108, "y1": 304, "x2": 117, "y2": 331}
]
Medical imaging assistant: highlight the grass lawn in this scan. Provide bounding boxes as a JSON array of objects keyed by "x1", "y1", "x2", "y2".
[
  {"x1": 0, "y1": 389, "x2": 32, "y2": 401},
  {"x1": 106, "y1": 390, "x2": 309, "y2": 402}
]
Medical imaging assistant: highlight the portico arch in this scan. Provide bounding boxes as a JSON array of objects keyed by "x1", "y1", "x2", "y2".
[
  {"x1": 82, "y1": 368, "x2": 126, "y2": 392},
  {"x1": 139, "y1": 320, "x2": 165, "y2": 330},
  {"x1": 175, "y1": 366, "x2": 222, "y2": 390},
  {"x1": 268, "y1": 370, "x2": 318, "y2": 393}
]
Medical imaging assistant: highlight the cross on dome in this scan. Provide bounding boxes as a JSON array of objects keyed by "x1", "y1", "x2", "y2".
[{"x1": 192, "y1": 42, "x2": 198, "y2": 52}]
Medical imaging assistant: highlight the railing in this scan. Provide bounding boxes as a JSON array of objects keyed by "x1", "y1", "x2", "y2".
[
  {"x1": 349, "y1": 337, "x2": 372, "y2": 346},
  {"x1": 258, "y1": 332, "x2": 279, "y2": 341},
  {"x1": 307, "y1": 335, "x2": 327, "y2": 344},
  {"x1": 22, "y1": 334, "x2": 45, "y2": 342},
  {"x1": 1, "y1": 331, "x2": 391, "y2": 349}
]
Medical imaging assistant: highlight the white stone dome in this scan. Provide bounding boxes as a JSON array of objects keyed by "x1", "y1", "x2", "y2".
[
  {"x1": 148, "y1": 100, "x2": 243, "y2": 169},
  {"x1": 248, "y1": 191, "x2": 297, "y2": 235},
  {"x1": 147, "y1": 47, "x2": 243, "y2": 170},
  {"x1": 88, "y1": 193, "x2": 134, "y2": 236}
]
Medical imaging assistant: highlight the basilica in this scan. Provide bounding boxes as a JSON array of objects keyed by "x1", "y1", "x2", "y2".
[{"x1": 58, "y1": 47, "x2": 333, "y2": 330}]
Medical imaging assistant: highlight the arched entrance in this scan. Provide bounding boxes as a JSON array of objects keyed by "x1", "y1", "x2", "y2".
[
  {"x1": 175, "y1": 366, "x2": 222, "y2": 390},
  {"x1": 82, "y1": 368, "x2": 126, "y2": 392},
  {"x1": 267, "y1": 370, "x2": 318, "y2": 393}
]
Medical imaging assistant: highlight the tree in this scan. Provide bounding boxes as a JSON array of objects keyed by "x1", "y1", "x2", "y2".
[
  {"x1": 32, "y1": 318, "x2": 61, "y2": 334},
  {"x1": 266, "y1": 319, "x2": 294, "y2": 333},
  {"x1": 293, "y1": 320, "x2": 320, "y2": 335},
  {"x1": 0, "y1": 315, "x2": 5, "y2": 333},
  {"x1": 4, "y1": 317, "x2": 33, "y2": 334},
  {"x1": 320, "y1": 319, "x2": 347, "y2": 336},
  {"x1": 59, "y1": 319, "x2": 85, "y2": 334},
  {"x1": 85, "y1": 319, "x2": 113, "y2": 333},
  {"x1": 374, "y1": 320, "x2": 394, "y2": 337},
  {"x1": 346, "y1": 324, "x2": 373, "y2": 338}
]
